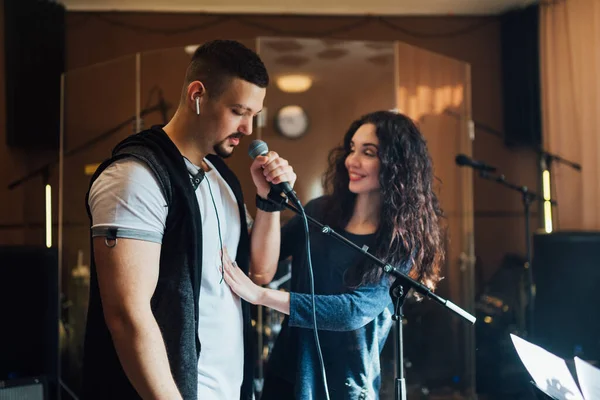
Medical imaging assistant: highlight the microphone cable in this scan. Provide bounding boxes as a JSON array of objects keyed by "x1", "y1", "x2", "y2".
[{"x1": 297, "y1": 202, "x2": 331, "y2": 400}]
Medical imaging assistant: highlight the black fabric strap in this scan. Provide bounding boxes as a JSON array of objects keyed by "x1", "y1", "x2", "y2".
[
  {"x1": 190, "y1": 169, "x2": 205, "y2": 190},
  {"x1": 256, "y1": 190, "x2": 287, "y2": 212}
]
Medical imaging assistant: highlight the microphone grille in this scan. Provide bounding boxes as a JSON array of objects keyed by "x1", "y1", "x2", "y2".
[{"x1": 248, "y1": 140, "x2": 269, "y2": 160}]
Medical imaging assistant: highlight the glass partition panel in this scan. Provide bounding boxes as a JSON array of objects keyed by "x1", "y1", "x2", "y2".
[
  {"x1": 57, "y1": 39, "x2": 475, "y2": 400},
  {"x1": 139, "y1": 45, "x2": 194, "y2": 129},
  {"x1": 257, "y1": 37, "x2": 396, "y2": 213},
  {"x1": 256, "y1": 36, "x2": 397, "y2": 398},
  {"x1": 59, "y1": 54, "x2": 137, "y2": 396},
  {"x1": 395, "y1": 41, "x2": 476, "y2": 398}
]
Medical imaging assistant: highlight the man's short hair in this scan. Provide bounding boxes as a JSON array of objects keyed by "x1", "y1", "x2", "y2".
[{"x1": 185, "y1": 40, "x2": 269, "y2": 99}]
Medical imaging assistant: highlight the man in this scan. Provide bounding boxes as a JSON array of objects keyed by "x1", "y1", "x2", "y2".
[{"x1": 82, "y1": 40, "x2": 294, "y2": 400}]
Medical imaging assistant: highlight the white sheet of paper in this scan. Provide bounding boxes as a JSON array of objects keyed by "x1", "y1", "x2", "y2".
[
  {"x1": 510, "y1": 334, "x2": 584, "y2": 400},
  {"x1": 574, "y1": 357, "x2": 600, "y2": 400}
]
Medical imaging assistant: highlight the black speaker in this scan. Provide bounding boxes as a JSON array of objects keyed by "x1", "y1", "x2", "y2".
[
  {"x1": 532, "y1": 232, "x2": 600, "y2": 363},
  {"x1": 4, "y1": 0, "x2": 65, "y2": 149},
  {"x1": 500, "y1": 4, "x2": 542, "y2": 148},
  {"x1": 0, "y1": 246, "x2": 58, "y2": 396},
  {"x1": 475, "y1": 253, "x2": 532, "y2": 399}
]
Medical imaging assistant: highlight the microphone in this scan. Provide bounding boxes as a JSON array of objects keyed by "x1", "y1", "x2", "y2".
[
  {"x1": 455, "y1": 154, "x2": 497, "y2": 173},
  {"x1": 248, "y1": 140, "x2": 301, "y2": 207},
  {"x1": 158, "y1": 89, "x2": 169, "y2": 124}
]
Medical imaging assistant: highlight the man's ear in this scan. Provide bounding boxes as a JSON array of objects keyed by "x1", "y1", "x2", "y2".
[{"x1": 188, "y1": 81, "x2": 207, "y2": 115}]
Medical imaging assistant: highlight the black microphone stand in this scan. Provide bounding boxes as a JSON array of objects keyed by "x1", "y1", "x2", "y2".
[
  {"x1": 477, "y1": 171, "x2": 557, "y2": 338},
  {"x1": 390, "y1": 279, "x2": 409, "y2": 400},
  {"x1": 270, "y1": 194, "x2": 476, "y2": 400},
  {"x1": 537, "y1": 150, "x2": 581, "y2": 171}
]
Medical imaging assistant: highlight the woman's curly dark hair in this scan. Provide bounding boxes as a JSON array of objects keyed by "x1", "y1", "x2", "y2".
[{"x1": 323, "y1": 110, "x2": 445, "y2": 291}]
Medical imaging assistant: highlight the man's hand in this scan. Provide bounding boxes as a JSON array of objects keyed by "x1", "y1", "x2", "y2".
[
  {"x1": 250, "y1": 151, "x2": 296, "y2": 199},
  {"x1": 248, "y1": 151, "x2": 295, "y2": 285}
]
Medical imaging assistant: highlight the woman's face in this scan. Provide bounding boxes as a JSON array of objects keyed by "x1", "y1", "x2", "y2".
[{"x1": 344, "y1": 123, "x2": 381, "y2": 195}]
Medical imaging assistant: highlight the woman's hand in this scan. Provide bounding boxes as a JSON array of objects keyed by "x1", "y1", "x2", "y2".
[
  {"x1": 222, "y1": 247, "x2": 265, "y2": 305},
  {"x1": 222, "y1": 247, "x2": 291, "y2": 315}
]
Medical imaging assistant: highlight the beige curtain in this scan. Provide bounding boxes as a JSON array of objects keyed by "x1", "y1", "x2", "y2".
[{"x1": 540, "y1": 0, "x2": 600, "y2": 230}]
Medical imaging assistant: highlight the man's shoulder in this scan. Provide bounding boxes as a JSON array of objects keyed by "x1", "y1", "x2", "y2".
[
  {"x1": 94, "y1": 157, "x2": 157, "y2": 185},
  {"x1": 89, "y1": 158, "x2": 166, "y2": 212},
  {"x1": 112, "y1": 126, "x2": 168, "y2": 156}
]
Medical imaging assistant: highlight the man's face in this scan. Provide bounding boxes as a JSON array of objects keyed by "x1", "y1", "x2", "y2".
[{"x1": 199, "y1": 78, "x2": 266, "y2": 158}]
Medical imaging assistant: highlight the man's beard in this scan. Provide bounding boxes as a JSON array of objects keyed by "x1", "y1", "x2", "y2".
[
  {"x1": 214, "y1": 142, "x2": 233, "y2": 158},
  {"x1": 214, "y1": 133, "x2": 242, "y2": 158}
]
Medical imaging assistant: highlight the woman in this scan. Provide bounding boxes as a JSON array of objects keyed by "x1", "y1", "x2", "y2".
[{"x1": 223, "y1": 110, "x2": 445, "y2": 399}]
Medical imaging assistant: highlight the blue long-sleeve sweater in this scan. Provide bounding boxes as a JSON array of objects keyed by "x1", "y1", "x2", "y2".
[{"x1": 266, "y1": 196, "x2": 410, "y2": 400}]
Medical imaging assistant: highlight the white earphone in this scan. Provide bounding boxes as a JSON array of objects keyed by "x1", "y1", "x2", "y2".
[{"x1": 195, "y1": 97, "x2": 200, "y2": 115}]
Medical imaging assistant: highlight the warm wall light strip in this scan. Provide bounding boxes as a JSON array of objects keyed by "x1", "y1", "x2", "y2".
[
  {"x1": 46, "y1": 184, "x2": 52, "y2": 248},
  {"x1": 542, "y1": 170, "x2": 551, "y2": 200},
  {"x1": 542, "y1": 170, "x2": 553, "y2": 233},
  {"x1": 544, "y1": 201, "x2": 553, "y2": 233}
]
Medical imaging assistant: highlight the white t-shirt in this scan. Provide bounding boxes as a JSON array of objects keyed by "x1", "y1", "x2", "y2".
[{"x1": 88, "y1": 157, "x2": 244, "y2": 400}]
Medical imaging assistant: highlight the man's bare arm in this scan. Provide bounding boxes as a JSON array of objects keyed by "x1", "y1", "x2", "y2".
[
  {"x1": 249, "y1": 209, "x2": 281, "y2": 285},
  {"x1": 94, "y1": 237, "x2": 182, "y2": 400}
]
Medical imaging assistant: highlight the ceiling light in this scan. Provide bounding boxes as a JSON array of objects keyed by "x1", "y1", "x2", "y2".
[
  {"x1": 184, "y1": 44, "x2": 200, "y2": 55},
  {"x1": 276, "y1": 75, "x2": 312, "y2": 93}
]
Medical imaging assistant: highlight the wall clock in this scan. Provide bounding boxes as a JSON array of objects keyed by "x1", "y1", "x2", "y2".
[{"x1": 274, "y1": 105, "x2": 309, "y2": 139}]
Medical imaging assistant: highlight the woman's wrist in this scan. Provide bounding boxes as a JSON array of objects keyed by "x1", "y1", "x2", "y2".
[
  {"x1": 255, "y1": 286, "x2": 269, "y2": 306},
  {"x1": 257, "y1": 287, "x2": 291, "y2": 315}
]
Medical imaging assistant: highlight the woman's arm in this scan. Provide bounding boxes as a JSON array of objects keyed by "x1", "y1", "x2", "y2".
[
  {"x1": 223, "y1": 247, "x2": 290, "y2": 314},
  {"x1": 286, "y1": 284, "x2": 391, "y2": 331},
  {"x1": 222, "y1": 248, "x2": 391, "y2": 332}
]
